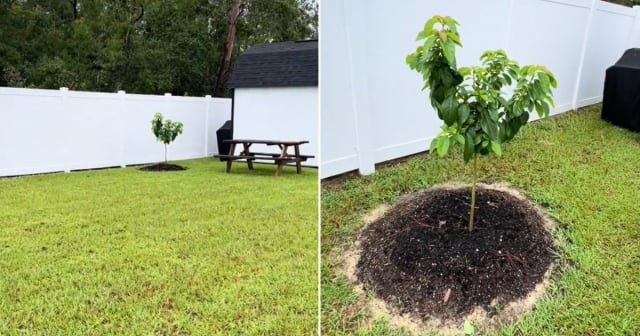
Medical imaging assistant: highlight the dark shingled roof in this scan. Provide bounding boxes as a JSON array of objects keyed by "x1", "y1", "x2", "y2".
[{"x1": 228, "y1": 40, "x2": 318, "y2": 88}]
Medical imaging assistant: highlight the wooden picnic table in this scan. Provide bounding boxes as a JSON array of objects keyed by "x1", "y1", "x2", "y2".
[{"x1": 213, "y1": 139, "x2": 313, "y2": 176}]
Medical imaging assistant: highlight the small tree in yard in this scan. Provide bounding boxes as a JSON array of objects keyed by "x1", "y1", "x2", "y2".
[
  {"x1": 151, "y1": 113, "x2": 184, "y2": 163},
  {"x1": 406, "y1": 16, "x2": 556, "y2": 232}
]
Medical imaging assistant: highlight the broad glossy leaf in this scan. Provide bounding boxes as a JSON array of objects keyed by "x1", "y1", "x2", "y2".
[
  {"x1": 424, "y1": 17, "x2": 439, "y2": 31},
  {"x1": 464, "y1": 132, "x2": 475, "y2": 162},
  {"x1": 442, "y1": 16, "x2": 459, "y2": 28},
  {"x1": 540, "y1": 101, "x2": 550, "y2": 117},
  {"x1": 423, "y1": 34, "x2": 437, "y2": 51},
  {"x1": 458, "y1": 103, "x2": 470, "y2": 125},
  {"x1": 488, "y1": 108, "x2": 499, "y2": 122},
  {"x1": 437, "y1": 136, "x2": 450, "y2": 157},
  {"x1": 486, "y1": 116, "x2": 498, "y2": 140},
  {"x1": 549, "y1": 73, "x2": 557, "y2": 88},
  {"x1": 538, "y1": 73, "x2": 550, "y2": 93},
  {"x1": 438, "y1": 94, "x2": 458, "y2": 125},
  {"x1": 452, "y1": 133, "x2": 465, "y2": 145},
  {"x1": 534, "y1": 101, "x2": 543, "y2": 116},
  {"x1": 406, "y1": 53, "x2": 414, "y2": 66},
  {"x1": 430, "y1": 137, "x2": 439, "y2": 153},
  {"x1": 445, "y1": 31, "x2": 462, "y2": 46},
  {"x1": 491, "y1": 141, "x2": 502, "y2": 156},
  {"x1": 441, "y1": 40, "x2": 456, "y2": 68}
]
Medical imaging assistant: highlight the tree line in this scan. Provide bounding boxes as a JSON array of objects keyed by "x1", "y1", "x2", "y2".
[{"x1": 0, "y1": 0, "x2": 317, "y2": 97}]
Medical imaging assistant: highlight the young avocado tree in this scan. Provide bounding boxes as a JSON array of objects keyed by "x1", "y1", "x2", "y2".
[
  {"x1": 151, "y1": 113, "x2": 184, "y2": 163},
  {"x1": 406, "y1": 16, "x2": 556, "y2": 232}
]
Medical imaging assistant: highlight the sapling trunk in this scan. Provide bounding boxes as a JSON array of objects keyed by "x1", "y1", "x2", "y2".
[
  {"x1": 165, "y1": 144, "x2": 168, "y2": 163},
  {"x1": 468, "y1": 154, "x2": 477, "y2": 232}
]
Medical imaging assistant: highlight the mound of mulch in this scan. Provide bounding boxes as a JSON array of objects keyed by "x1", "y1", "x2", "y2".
[
  {"x1": 139, "y1": 163, "x2": 186, "y2": 172},
  {"x1": 356, "y1": 186, "x2": 555, "y2": 321}
]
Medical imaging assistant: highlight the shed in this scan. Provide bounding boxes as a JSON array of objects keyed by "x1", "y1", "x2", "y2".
[{"x1": 228, "y1": 39, "x2": 318, "y2": 167}]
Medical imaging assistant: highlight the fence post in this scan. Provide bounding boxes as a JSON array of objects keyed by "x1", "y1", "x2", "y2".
[
  {"x1": 204, "y1": 95, "x2": 211, "y2": 156},
  {"x1": 572, "y1": 0, "x2": 597, "y2": 110},
  {"x1": 343, "y1": 0, "x2": 375, "y2": 176},
  {"x1": 164, "y1": 93, "x2": 172, "y2": 161},
  {"x1": 60, "y1": 87, "x2": 71, "y2": 173},
  {"x1": 118, "y1": 90, "x2": 127, "y2": 168}
]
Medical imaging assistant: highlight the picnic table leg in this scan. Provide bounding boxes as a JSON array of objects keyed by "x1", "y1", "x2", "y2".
[
  {"x1": 242, "y1": 143, "x2": 254, "y2": 170},
  {"x1": 225, "y1": 143, "x2": 236, "y2": 173},
  {"x1": 275, "y1": 144, "x2": 288, "y2": 177},
  {"x1": 294, "y1": 145, "x2": 302, "y2": 174}
]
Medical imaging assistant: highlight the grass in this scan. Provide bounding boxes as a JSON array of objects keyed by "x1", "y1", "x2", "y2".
[
  {"x1": 0, "y1": 159, "x2": 318, "y2": 335},
  {"x1": 321, "y1": 104, "x2": 640, "y2": 335}
]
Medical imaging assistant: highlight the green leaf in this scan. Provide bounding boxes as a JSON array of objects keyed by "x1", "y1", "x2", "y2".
[
  {"x1": 548, "y1": 73, "x2": 557, "y2": 88},
  {"x1": 442, "y1": 16, "x2": 459, "y2": 29},
  {"x1": 464, "y1": 321, "x2": 475, "y2": 335},
  {"x1": 464, "y1": 132, "x2": 475, "y2": 162},
  {"x1": 540, "y1": 101, "x2": 550, "y2": 117},
  {"x1": 445, "y1": 31, "x2": 462, "y2": 46},
  {"x1": 437, "y1": 136, "x2": 451, "y2": 157},
  {"x1": 423, "y1": 34, "x2": 437, "y2": 51},
  {"x1": 424, "y1": 17, "x2": 439, "y2": 31},
  {"x1": 441, "y1": 40, "x2": 456, "y2": 68},
  {"x1": 488, "y1": 108, "x2": 499, "y2": 122},
  {"x1": 438, "y1": 95, "x2": 458, "y2": 125},
  {"x1": 416, "y1": 30, "x2": 426, "y2": 41},
  {"x1": 405, "y1": 53, "x2": 414, "y2": 65},
  {"x1": 491, "y1": 141, "x2": 502, "y2": 156},
  {"x1": 534, "y1": 101, "x2": 543, "y2": 116},
  {"x1": 430, "y1": 137, "x2": 439, "y2": 153},
  {"x1": 452, "y1": 133, "x2": 464, "y2": 145},
  {"x1": 538, "y1": 73, "x2": 550, "y2": 93},
  {"x1": 458, "y1": 103, "x2": 470, "y2": 125}
]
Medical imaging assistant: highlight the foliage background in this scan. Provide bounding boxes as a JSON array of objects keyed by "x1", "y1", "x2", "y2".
[
  {"x1": 603, "y1": 0, "x2": 640, "y2": 7},
  {"x1": 0, "y1": 0, "x2": 317, "y2": 96}
]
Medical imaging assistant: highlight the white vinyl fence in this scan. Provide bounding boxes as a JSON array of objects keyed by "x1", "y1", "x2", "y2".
[
  {"x1": 321, "y1": 0, "x2": 640, "y2": 179},
  {"x1": 0, "y1": 87, "x2": 231, "y2": 177}
]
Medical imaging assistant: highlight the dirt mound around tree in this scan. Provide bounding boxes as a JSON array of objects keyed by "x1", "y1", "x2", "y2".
[
  {"x1": 337, "y1": 183, "x2": 557, "y2": 335},
  {"x1": 139, "y1": 163, "x2": 186, "y2": 171}
]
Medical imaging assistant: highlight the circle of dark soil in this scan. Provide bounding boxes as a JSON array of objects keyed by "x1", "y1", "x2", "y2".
[
  {"x1": 356, "y1": 186, "x2": 555, "y2": 321},
  {"x1": 139, "y1": 163, "x2": 186, "y2": 171}
]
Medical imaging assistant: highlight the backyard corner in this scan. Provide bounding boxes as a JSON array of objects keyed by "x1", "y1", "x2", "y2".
[
  {"x1": 321, "y1": 105, "x2": 640, "y2": 335},
  {"x1": 0, "y1": 159, "x2": 318, "y2": 335}
]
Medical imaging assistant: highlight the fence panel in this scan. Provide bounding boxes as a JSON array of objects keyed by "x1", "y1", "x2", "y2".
[
  {"x1": 0, "y1": 87, "x2": 231, "y2": 177},
  {"x1": 320, "y1": 0, "x2": 640, "y2": 179}
]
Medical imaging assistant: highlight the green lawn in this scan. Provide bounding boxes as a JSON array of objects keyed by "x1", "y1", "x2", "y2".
[
  {"x1": 321, "y1": 105, "x2": 640, "y2": 335},
  {"x1": 0, "y1": 159, "x2": 318, "y2": 335}
]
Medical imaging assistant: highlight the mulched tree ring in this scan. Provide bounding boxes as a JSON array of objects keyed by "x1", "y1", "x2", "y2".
[
  {"x1": 139, "y1": 163, "x2": 186, "y2": 172},
  {"x1": 355, "y1": 184, "x2": 556, "y2": 324}
]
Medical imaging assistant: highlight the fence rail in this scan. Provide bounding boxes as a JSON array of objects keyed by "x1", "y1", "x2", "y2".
[
  {"x1": 320, "y1": 0, "x2": 640, "y2": 178},
  {"x1": 0, "y1": 87, "x2": 231, "y2": 177}
]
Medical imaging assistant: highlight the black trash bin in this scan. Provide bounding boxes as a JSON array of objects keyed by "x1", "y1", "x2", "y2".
[
  {"x1": 216, "y1": 120, "x2": 233, "y2": 161},
  {"x1": 602, "y1": 48, "x2": 640, "y2": 132}
]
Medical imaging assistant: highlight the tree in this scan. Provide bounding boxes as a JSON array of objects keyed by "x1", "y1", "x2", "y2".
[
  {"x1": 603, "y1": 0, "x2": 640, "y2": 7},
  {"x1": 151, "y1": 113, "x2": 184, "y2": 163},
  {"x1": 406, "y1": 15, "x2": 556, "y2": 232},
  {"x1": 213, "y1": 0, "x2": 243, "y2": 97},
  {"x1": 0, "y1": 0, "x2": 317, "y2": 96}
]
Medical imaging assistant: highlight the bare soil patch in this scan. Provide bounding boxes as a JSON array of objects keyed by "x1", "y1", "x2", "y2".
[
  {"x1": 139, "y1": 163, "x2": 186, "y2": 172},
  {"x1": 349, "y1": 183, "x2": 556, "y2": 332}
]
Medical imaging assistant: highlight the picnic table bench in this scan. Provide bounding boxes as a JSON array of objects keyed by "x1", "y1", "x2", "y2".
[{"x1": 213, "y1": 139, "x2": 314, "y2": 176}]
